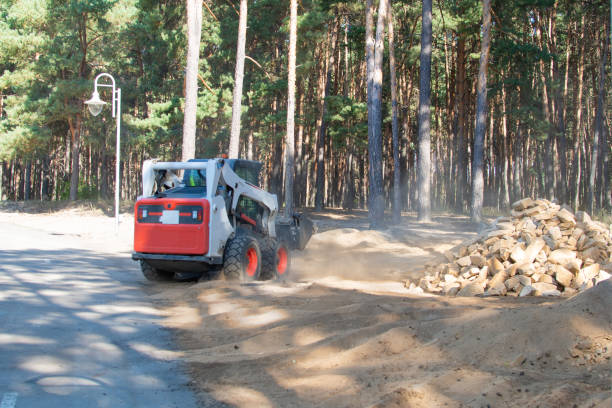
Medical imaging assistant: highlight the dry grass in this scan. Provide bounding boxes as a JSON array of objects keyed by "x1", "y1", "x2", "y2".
[
  {"x1": 0, "y1": 199, "x2": 136, "y2": 216},
  {"x1": 592, "y1": 208, "x2": 612, "y2": 225}
]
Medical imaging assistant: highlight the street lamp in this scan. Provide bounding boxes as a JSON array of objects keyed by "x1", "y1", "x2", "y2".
[{"x1": 85, "y1": 73, "x2": 122, "y2": 232}]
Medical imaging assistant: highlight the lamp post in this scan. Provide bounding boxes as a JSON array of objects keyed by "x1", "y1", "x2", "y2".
[{"x1": 85, "y1": 73, "x2": 121, "y2": 232}]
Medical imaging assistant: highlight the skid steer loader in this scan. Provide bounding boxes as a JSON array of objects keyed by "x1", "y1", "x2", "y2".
[{"x1": 131, "y1": 158, "x2": 313, "y2": 282}]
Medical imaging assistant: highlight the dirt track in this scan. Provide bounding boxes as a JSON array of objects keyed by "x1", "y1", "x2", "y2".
[
  {"x1": 149, "y1": 210, "x2": 612, "y2": 408},
  {"x1": 2, "y1": 206, "x2": 611, "y2": 407}
]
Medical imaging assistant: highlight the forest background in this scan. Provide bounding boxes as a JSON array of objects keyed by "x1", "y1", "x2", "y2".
[{"x1": 0, "y1": 0, "x2": 610, "y2": 224}]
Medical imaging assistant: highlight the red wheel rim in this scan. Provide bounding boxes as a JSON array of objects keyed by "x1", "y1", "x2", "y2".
[
  {"x1": 246, "y1": 247, "x2": 258, "y2": 277},
  {"x1": 277, "y1": 247, "x2": 288, "y2": 275}
]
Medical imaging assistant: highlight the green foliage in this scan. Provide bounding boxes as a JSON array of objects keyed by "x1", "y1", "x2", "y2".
[
  {"x1": 325, "y1": 95, "x2": 367, "y2": 152},
  {"x1": 125, "y1": 99, "x2": 183, "y2": 145},
  {"x1": 0, "y1": 0, "x2": 608, "y2": 210},
  {"x1": 78, "y1": 180, "x2": 100, "y2": 200},
  {"x1": 56, "y1": 178, "x2": 99, "y2": 200}
]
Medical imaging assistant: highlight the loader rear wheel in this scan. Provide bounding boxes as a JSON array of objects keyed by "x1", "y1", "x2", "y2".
[
  {"x1": 260, "y1": 238, "x2": 291, "y2": 280},
  {"x1": 140, "y1": 260, "x2": 174, "y2": 281},
  {"x1": 223, "y1": 235, "x2": 261, "y2": 281}
]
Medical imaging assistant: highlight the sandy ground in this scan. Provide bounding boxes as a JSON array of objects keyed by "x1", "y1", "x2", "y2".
[{"x1": 2, "y1": 205, "x2": 611, "y2": 407}]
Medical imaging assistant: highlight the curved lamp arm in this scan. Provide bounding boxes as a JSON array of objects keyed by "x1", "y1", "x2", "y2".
[{"x1": 92, "y1": 73, "x2": 118, "y2": 117}]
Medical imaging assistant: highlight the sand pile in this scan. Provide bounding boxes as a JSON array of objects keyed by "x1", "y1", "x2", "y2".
[{"x1": 406, "y1": 198, "x2": 612, "y2": 297}]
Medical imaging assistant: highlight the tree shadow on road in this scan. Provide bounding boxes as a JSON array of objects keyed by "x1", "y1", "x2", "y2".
[{"x1": 0, "y1": 248, "x2": 218, "y2": 407}]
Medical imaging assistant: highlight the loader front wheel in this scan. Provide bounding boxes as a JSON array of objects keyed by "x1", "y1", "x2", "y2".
[
  {"x1": 140, "y1": 260, "x2": 174, "y2": 281},
  {"x1": 223, "y1": 235, "x2": 261, "y2": 281}
]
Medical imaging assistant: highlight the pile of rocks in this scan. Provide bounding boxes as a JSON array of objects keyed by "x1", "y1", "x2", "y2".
[{"x1": 406, "y1": 198, "x2": 612, "y2": 297}]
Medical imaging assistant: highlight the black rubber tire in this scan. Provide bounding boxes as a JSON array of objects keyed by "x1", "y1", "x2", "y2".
[
  {"x1": 223, "y1": 234, "x2": 262, "y2": 281},
  {"x1": 140, "y1": 260, "x2": 174, "y2": 281},
  {"x1": 259, "y1": 238, "x2": 291, "y2": 280},
  {"x1": 259, "y1": 237, "x2": 276, "y2": 280}
]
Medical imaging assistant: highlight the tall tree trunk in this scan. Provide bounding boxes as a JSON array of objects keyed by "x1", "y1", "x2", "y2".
[
  {"x1": 387, "y1": 0, "x2": 400, "y2": 223},
  {"x1": 0, "y1": 162, "x2": 3, "y2": 200},
  {"x1": 271, "y1": 90, "x2": 282, "y2": 196},
  {"x1": 367, "y1": 0, "x2": 387, "y2": 228},
  {"x1": 342, "y1": 15, "x2": 354, "y2": 211},
  {"x1": 296, "y1": 88, "x2": 305, "y2": 206},
  {"x1": 100, "y1": 150, "x2": 108, "y2": 199},
  {"x1": 598, "y1": 116, "x2": 608, "y2": 208},
  {"x1": 315, "y1": 21, "x2": 337, "y2": 210},
  {"x1": 365, "y1": 0, "x2": 375, "y2": 213},
  {"x1": 247, "y1": 127, "x2": 254, "y2": 160},
  {"x1": 417, "y1": 0, "x2": 432, "y2": 222},
  {"x1": 470, "y1": 0, "x2": 491, "y2": 223},
  {"x1": 455, "y1": 36, "x2": 467, "y2": 212},
  {"x1": 535, "y1": 15, "x2": 555, "y2": 201},
  {"x1": 555, "y1": 19, "x2": 571, "y2": 203},
  {"x1": 603, "y1": 121, "x2": 611, "y2": 209},
  {"x1": 573, "y1": 15, "x2": 586, "y2": 210},
  {"x1": 344, "y1": 142, "x2": 355, "y2": 210},
  {"x1": 228, "y1": 0, "x2": 248, "y2": 158},
  {"x1": 10, "y1": 160, "x2": 15, "y2": 200},
  {"x1": 501, "y1": 78, "x2": 510, "y2": 209},
  {"x1": 24, "y1": 160, "x2": 31, "y2": 201},
  {"x1": 283, "y1": 0, "x2": 297, "y2": 216},
  {"x1": 16, "y1": 162, "x2": 23, "y2": 200},
  {"x1": 589, "y1": 24, "x2": 608, "y2": 213},
  {"x1": 181, "y1": 0, "x2": 203, "y2": 161},
  {"x1": 69, "y1": 114, "x2": 82, "y2": 201}
]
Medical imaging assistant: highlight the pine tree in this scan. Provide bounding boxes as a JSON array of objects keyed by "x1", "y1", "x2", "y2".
[
  {"x1": 182, "y1": 0, "x2": 203, "y2": 162},
  {"x1": 284, "y1": 0, "x2": 298, "y2": 216},
  {"x1": 471, "y1": 0, "x2": 491, "y2": 223},
  {"x1": 367, "y1": 0, "x2": 387, "y2": 228},
  {"x1": 229, "y1": 0, "x2": 248, "y2": 158},
  {"x1": 417, "y1": 0, "x2": 432, "y2": 222}
]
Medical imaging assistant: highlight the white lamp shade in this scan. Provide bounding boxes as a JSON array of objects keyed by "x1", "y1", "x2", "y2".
[{"x1": 85, "y1": 90, "x2": 106, "y2": 116}]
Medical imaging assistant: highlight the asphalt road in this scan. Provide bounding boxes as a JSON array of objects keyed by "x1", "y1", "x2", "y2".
[{"x1": 0, "y1": 220, "x2": 212, "y2": 408}]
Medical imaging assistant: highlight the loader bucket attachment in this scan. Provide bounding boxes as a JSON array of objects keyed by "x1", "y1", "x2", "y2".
[{"x1": 276, "y1": 213, "x2": 314, "y2": 250}]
